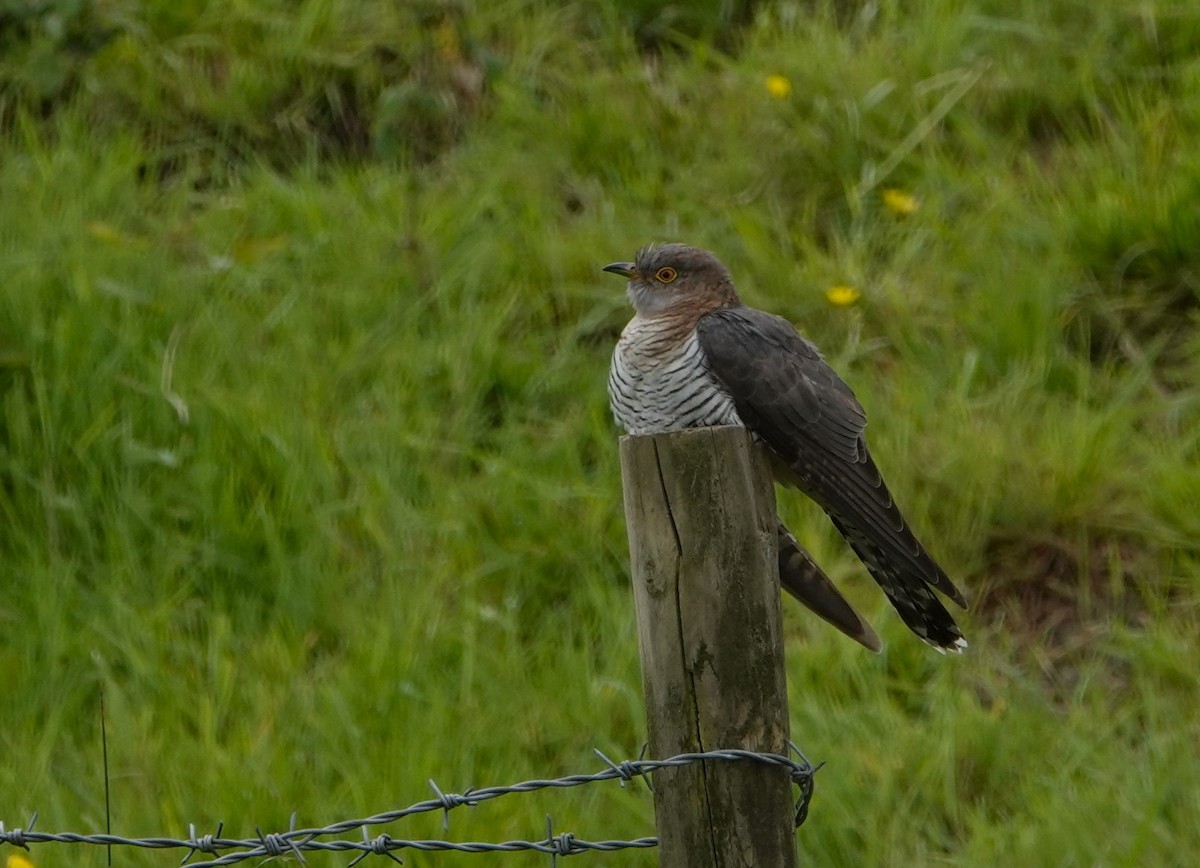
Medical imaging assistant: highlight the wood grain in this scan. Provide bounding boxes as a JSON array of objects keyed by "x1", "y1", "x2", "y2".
[{"x1": 620, "y1": 426, "x2": 796, "y2": 867}]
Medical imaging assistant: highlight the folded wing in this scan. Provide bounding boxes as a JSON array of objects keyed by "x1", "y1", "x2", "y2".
[{"x1": 696, "y1": 307, "x2": 967, "y2": 650}]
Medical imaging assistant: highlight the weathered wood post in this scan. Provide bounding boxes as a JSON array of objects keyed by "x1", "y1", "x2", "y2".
[{"x1": 619, "y1": 426, "x2": 796, "y2": 867}]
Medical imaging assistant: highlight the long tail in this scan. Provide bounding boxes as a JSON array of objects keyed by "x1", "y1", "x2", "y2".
[
  {"x1": 777, "y1": 522, "x2": 882, "y2": 652},
  {"x1": 828, "y1": 515, "x2": 967, "y2": 653}
]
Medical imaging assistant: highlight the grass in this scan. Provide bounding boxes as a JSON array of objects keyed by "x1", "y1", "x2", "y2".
[{"x1": 2, "y1": 0, "x2": 1199, "y2": 865}]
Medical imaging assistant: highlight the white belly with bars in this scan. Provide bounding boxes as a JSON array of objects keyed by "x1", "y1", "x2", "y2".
[{"x1": 608, "y1": 316, "x2": 743, "y2": 435}]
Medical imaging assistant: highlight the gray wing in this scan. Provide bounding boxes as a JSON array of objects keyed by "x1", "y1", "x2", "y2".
[{"x1": 696, "y1": 306, "x2": 967, "y2": 650}]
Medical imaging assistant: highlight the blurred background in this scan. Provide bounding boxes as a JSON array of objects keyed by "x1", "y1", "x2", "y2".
[{"x1": 1, "y1": 0, "x2": 1198, "y2": 864}]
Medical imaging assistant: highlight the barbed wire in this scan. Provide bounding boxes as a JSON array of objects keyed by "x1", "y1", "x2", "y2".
[{"x1": 0, "y1": 745, "x2": 818, "y2": 866}]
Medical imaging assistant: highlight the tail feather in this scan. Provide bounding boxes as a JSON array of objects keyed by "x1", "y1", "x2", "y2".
[
  {"x1": 829, "y1": 516, "x2": 967, "y2": 653},
  {"x1": 777, "y1": 522, "x2": 882, "y2": 653}
]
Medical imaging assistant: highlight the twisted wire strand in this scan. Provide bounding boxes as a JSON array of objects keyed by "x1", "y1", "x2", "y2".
[{"x1": 0, "y1": 747, "x2": 816, "y2": 866}]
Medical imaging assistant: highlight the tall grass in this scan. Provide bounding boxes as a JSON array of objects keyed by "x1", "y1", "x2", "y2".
[{"x1": 2, "y1": 1, "x2": 1198, "y2": 865}]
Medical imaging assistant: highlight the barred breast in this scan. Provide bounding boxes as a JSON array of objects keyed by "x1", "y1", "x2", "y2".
[{"x1": 608, "y1": 314, "x2": 743, "y2": 435}]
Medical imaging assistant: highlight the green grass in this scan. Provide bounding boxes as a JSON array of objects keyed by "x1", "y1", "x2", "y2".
[{"x1": 2, "y1": 0, "x2": 1199, "y2": 865}]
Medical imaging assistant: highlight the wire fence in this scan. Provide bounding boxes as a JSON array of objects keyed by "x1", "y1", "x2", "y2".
[{"x1": 0, "y1": 746, "x2": 818, "y2": 866}]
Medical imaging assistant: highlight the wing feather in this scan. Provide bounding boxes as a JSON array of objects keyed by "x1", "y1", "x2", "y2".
[{"x1": 696, "y1": 307, "x2": 967, "y2": 624}]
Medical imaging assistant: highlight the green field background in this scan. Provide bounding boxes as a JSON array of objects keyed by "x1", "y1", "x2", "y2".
[{"x1": 2, "y1": 1, "x2": 1198, "y2": 865}]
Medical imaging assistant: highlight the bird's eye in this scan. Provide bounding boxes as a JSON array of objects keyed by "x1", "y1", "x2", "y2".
[{"x1": 655, "y1": 266, "x2": 678, "y2": 283}]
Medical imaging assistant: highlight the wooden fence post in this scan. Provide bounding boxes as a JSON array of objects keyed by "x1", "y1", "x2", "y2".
[{"x1": 619, "y1": 426, "x2": 797, "y2": 867}]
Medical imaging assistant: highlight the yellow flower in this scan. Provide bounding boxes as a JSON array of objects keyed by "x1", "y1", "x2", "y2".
[
  {"x1": 85, "y1": 220, "x2": 147, "y2": 248},
  {"x1": 85, "y1": 220, "x2": 126, "y2": 244},
  {"x1": 8, "y1": 854, "x2": 35, "y2": 868},
  {"x1": 882, "y1": 188, "x2": 919, "y2": 216},
  {"x1": 764, "y1": 75, "x2": 792, "y2": 99},
  {"x1": 825, "y1": 285, "x2": 861, "y2": 307}
]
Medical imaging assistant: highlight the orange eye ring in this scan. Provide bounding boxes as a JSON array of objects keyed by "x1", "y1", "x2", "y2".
[{"x1": 655, "y1": 266, "x2": 678, "y2": 283}]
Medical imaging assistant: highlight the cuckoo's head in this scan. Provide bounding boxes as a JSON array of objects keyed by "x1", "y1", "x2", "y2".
[{"x1": 603, "y1": 243, "x2": 740, "y2": 316}]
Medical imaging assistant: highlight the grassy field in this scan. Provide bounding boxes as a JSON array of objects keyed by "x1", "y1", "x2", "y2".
[{"x1": 2, "y1": 0, "x2": 1199, "y2": 865}]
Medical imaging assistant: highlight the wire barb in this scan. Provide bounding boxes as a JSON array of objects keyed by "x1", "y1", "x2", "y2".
[
  {"x1": 543, "y1": 814, "x2": 583, "y2": 867},
  {"x1": 0, "y1": 813, "x2": 37, "y2": 850},
  {"x1": 786, "y1": 740, "x2": 820, "y2": 826},
  {"x1": 180, "y1": 821, "x2": 224, "y2": 865},
  {"x1": 592, "y1": 749, "x2": 649, "y2": 789},
  {"x1": 347, "y1": 828, "x2": 403, "y2": 867},
  {"x1": 427, "y1": 779, "x2": 479, "y2": 831}
]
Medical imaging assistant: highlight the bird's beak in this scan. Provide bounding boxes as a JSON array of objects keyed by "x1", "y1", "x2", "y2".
[{"x1": 602, "y1": 261, "x2": 637, "y2": 279}]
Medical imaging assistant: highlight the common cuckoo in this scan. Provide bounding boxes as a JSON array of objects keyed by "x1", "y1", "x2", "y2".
[{"x1": 605, "y1": 243, "x2": 967, "y2": 652}]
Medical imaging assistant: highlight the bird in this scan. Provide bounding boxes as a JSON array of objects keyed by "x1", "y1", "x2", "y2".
[{"x1": 604, "y1": 243, "x2": 967, "y2": 652}]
